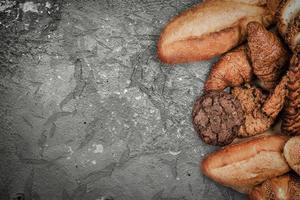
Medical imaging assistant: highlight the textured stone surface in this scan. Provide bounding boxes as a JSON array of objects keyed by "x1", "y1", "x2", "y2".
[{"x1": 0, "y1": 0, "x2": 247, "y2": 199}]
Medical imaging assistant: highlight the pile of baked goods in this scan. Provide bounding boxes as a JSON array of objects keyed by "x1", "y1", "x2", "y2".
[{"x1": 157, "y1": 0, "x2": 300, "y2": 199}]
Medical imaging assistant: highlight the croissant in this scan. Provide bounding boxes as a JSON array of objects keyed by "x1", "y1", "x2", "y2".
[{"x1": 204, "y1": 46, "x2": 252, "y2": 92}]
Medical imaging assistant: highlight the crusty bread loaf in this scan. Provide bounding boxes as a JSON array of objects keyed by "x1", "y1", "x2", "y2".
[
  {"x1": 277, "y1": 0, "x2": 300, "y2": 36},
  {"x1": 201, "y1": 134, "x2": 290, "y2": 193},
  {"x1": 157, "y1": 0, "x2": 275, "y2": 64},
  {"x1": 286, "y1": 10, "x2": 300, "y2": 52},
  {"x1": 250, "y1": 174, "x2": 300, "y2": 200},
  {"x1": 284, "y1": 136, "x2": 300, "y2": 176}
]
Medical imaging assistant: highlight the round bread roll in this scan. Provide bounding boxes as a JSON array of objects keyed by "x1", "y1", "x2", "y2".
[{"x1": 284, "y1": 136, "x2": 300, "y2": 175}]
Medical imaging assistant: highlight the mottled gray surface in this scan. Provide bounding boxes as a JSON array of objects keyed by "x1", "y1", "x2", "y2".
[{"x1": 0, "y1": 0, "x2": 248, "y2": 199}]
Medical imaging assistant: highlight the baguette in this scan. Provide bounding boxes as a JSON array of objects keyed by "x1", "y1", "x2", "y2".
[
  {"x1": 201, "y1": 134, "x2": 290, "y2": 193},
  {"x1": 157, "y1": 0, "x2": 275, "y2": 64}
]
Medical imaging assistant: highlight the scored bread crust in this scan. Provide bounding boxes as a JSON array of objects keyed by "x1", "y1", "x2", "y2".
[
  {"x1": 201, "y1": 134, "x2": 290, "y2": 193},
  {"x1": 157, "y1": 0, "x2": 274, "y2": 64}
]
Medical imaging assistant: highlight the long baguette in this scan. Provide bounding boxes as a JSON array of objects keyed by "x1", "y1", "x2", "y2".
[
  {"x1": 201, "y1": 134, "x2": 290, "y2": 193},
  {"x1": 157, "y1": 0, "x2": 275, "y2": 64}
]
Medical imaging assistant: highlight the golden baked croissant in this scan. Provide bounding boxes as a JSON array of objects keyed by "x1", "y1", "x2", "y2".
[{"x1": 204, "y1": 46, "x2": 252, "y2": 92}]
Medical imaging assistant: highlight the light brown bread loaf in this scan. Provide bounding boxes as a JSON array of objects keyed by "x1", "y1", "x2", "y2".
[
  {"x1": 201, "y1": 134, "x2": 290, "y2": 193},
  {"x1": 157, "y1": 0, "x2": 278, "y2": 64},
  {"x1": 284, "y1": 136, "x2": 300, "y2": 176}
]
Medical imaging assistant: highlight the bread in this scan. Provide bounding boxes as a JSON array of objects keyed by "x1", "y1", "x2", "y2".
[
  {"x1": 286, "y1": 10, "x2": 300, "y2": 52},
  {"x1": 250, "y1": 174, "x2": 300, "y2": 200},
  {"x1": 201, "y1": 134, "x2": 290, "y2": 193},
  {"x1": 284, "y1": 136, "x2": 300, "y2": 176},
  {"x1": 231, "y1": 75, "x2": 288, "y2": 137},
  {"x1": 157, "y1": 0, "x2": 275, "y2": 64},
  {"x1": 281, "y1": 55, "x2": 300, "y2": 136},
  {"x1": 247, "y1": 21, "x2": 289, "y2": 91},
  {"x1": 204, "y1": 45, "x2": 252, "y2": 92},
  {"x1": 277, "y1": 0, "x2": 300, "y2": 36}
]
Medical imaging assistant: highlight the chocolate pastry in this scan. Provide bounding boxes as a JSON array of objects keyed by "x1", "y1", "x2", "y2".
[{"x1": 192, "y1": 92, "x2": 244, "y2": 146}]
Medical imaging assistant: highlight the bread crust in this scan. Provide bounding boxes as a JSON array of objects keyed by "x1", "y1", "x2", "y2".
[
  {"x1": 284, "y1": 136, "x2": 300, "y2": 176},
  {"x1": 201, "y1": 134, "x2": 290, "y2": 193},
  {"x1": 250, "y1": 174, "x2": 300, "y2": 200},
  {"x1": 204, "y1": 45, "x2": 252, "y2": 92},
  {"x1": 158, "y1": 26, "x2": 241, "y2": 64},
  {"x1": 157, "y1": 0, "x2": 274, "y2": 64},
  {"x1": 286, "y1": 10, "x2": 300, "y2": 52},
  {"x1": 277, "y1": 0, "x2": 300, "y2": 36}
]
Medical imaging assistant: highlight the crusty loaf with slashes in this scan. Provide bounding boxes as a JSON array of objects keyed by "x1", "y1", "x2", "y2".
[
  {"x1": 157, "y1": 0, "x2": 279, "y2": 64},
  {"x1": 201, "y1": 134, "x2": 290, "y2": 193}
]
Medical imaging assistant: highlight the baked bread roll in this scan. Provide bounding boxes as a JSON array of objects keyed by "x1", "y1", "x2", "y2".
[
  {"x1": 250, "y1": 174, "x2": 300, "y2": 200},
  {"x1": 157, "y1": 0, "x2": 277, "y2": 64},
  {"x1": 277, "y1": 0, "x2": 300, "y2": 36},
  {"x1": 284, "y1": 136, "x2": 300, "y2": 176},
  {"x1": 286, "y1": 10, "x2": 300, "y2": 52},
  {"x1": 201, "y1": 134, "x2": 290, "y2": 193}
]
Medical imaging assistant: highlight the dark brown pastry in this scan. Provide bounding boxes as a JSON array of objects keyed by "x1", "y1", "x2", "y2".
[
  {"x1": 282, "y1": 54, "x2": 300, "y2": 136},
  {"x1": 247, "y1": 21, "x2": 289, "y2": 91},
  {"x1": 192, "y1": 92, "x2": 244, "y2": 146}
]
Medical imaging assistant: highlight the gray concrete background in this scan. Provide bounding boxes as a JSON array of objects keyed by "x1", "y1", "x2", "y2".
[{"x1": 0, "y1": 0, "x2": 247, "y2": 199}]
